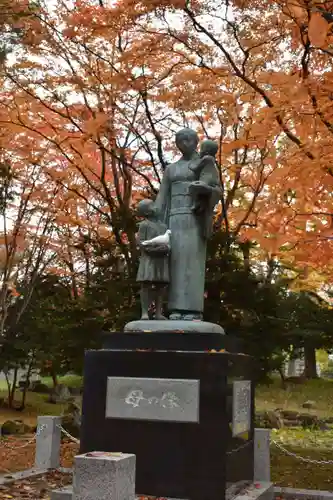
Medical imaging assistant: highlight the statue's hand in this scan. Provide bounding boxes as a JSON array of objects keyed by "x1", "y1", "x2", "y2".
[
  {"x1": 189, "y1": 180, "x2": 212, "y2": 196},
  {"x1": 192, "y1": 195, "x2": 209, "y2": 214},
  {"x1": 201, "y1": 154, "x2": 214, "y2": 162},
  {"x1": 192, "y1": 203, "x2": 206, "y2": 215}
]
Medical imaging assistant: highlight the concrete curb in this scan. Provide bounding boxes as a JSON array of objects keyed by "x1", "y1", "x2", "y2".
[
  {"x1": 0, "y1": 467, "x2": 72, "y2": 486},
  {"x1": 50, "y1": 482, "x2": 274, "y2": 500},
  {"x1": 0, "y1": 468, "x2": 48, "y2": 485},
  {"x1": 274, "y1": 487, "x2": 333, "y2": 500}
]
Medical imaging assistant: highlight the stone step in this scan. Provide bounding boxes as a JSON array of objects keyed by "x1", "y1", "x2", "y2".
[
  {"x1": 51, "y1": 485, "x2": 72, "y2": 500},
  {"x1": 51, "y1": 483, "x2": 274, "y2": 500}
]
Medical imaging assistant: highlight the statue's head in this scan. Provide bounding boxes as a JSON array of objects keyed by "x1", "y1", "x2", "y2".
[
  {"x1": 176, "y1": 128, "x2": 199, "y2": 157},
  {"x1": 200, "y1": 139, "x2": 218, "y2": 158},
  {"x1": 137, "y1": 199, "x2": 157, "y2": 218}
]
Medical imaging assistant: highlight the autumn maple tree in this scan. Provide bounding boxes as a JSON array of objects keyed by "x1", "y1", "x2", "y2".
[
  {"x1": 0, "y1": 2, "x2": 277, "y2": 264},
  {"x1": 0, "y1": 152, "x2": 63, "y2": 405},
  {"x1": 1, "y1": 0, "x2": 332, "y2": 280}
]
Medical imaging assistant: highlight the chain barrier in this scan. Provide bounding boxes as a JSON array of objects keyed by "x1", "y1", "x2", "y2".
[
  {"x1": 227, "y1": 439, "x2": 253, "y2": 455},
  {"x1": 0, "y1": 424, "x2": 47, "y2": 450},
  {"x1": 0, "y1": 422, "x2": 80, "y2": 450},
  {"x1": 272, "y1": 439, "x2": 333, "y2": 465},
  {"x1": 57, "y1": 424, "x2": 80, "y2": 444}
]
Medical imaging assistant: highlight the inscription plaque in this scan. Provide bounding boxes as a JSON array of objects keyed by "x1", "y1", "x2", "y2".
[
  {"x1": 105, "y1": 377, "x2": 200, "y2": 423},
  {"x1": 232, "y1": 380, "x2": 251, "y2": 437}
]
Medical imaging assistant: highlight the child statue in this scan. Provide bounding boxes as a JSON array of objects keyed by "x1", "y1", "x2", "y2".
[
  {"x1": 189, "y1": 139, "x2": 219, "y2": 215},
  {"x1": 136, "y1": 199, "x2": 170, "y2": 320},
  {"x1": 187, "y1": 139, "x2": 221, "y2": 240}
]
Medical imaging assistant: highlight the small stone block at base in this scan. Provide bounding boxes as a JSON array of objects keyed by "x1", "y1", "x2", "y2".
[
  {"x1": 72, "y1": 452, "x2": 136, "y2": 500},
  {"x1": 51, "y1": 485, "x2": 72, "y2": 500},
  {"x1": 235, "y1": 482, "x2": 273, "y2": 500}
]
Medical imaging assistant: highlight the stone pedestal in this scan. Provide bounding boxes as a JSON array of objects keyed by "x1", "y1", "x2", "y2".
[
  {"x1": 72, "y1": 452, "x2": 135, "y2": 500},
  {"x1": 80, "y1": 346, "x2": 254, "y2": 500},
  {"x1": 102, "y1": 328, "x2": 241, "y2": 352}
]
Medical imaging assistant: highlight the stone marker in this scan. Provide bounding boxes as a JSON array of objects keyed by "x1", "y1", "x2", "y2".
[
  {"x1": 35, "y1": 416, "x2": 61, "y2": 470},
  {"x1": 254, "y1": 428, "x2": 270, "y2": 482},
  {"x1": 48, "y1": 384, "x2": 72, "y2": 404},
  {"x1": 232, "y1": 380, "x2": 251, "y2": 437},
  {"x1": 72, "y1": 452, "x2": 136, "y2": 500}
]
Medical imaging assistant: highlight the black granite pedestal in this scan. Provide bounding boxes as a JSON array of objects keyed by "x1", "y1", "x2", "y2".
[
  {"x1": 101, "y1": 329, "x2": 242, "y2": 352},
  {"x1": 80, "y1": 343, "x2": 255, "y2": 500}
]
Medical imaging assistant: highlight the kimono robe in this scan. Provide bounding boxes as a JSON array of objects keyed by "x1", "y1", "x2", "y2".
[{"x1": 155, "y1": 153, "x2": 221, "y2": 316}]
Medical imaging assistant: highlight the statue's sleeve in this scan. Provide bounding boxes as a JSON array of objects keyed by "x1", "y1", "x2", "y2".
[
  {"x1": 137, "y1": 222, "x2": 148, "y2": 244},
  {"x1": 154, "y1": 166, "x2": 171, "y2": 226}
]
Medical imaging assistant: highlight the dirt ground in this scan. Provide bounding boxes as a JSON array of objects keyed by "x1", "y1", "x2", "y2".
[
  {"x1": 0, "y1": 436, "x2": 78, "y2": 499},
  {"x1": 0, "y1": 470, "x2": 73, "y2": 499},
  {"x1": 0, "y1": 436, "x2": 78, "y2": 474}
]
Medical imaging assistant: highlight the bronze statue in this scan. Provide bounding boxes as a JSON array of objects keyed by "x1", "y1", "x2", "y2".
[
  {"x1": 136, "y1": 199, "x2": 170, "y2": 320},
  {"x1": 154, "y1": 129, "x2": 221, "y2": 321}
]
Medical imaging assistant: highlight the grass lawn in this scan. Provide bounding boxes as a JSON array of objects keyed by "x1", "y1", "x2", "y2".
[
  {"x1": 41, "y1": 374, "x2": 83, "y2": 389},
  {"x1": 0, "y1": 373, "x2": 83, "y2": 392},
  {"x1": 256, "y1": 377, "x2": 333, "y2": 418},
  {"x1": 257, "y1": 378, "x2": 333, "y2": 490},
  {"x1": 0, "y1": 374, "x2": 83, "y2": 425},
  {"x1": 271, "y1": 446, "x2": 333, "y2": 490}
]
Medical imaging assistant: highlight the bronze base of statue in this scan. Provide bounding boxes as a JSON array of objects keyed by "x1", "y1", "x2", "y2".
[{"x1": 124, "y1": 319, "x2": 225, "y2": 335}]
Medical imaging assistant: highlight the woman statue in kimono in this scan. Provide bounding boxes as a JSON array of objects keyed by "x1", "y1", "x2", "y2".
[{"x1": 154, "y1": 128, "x2": 221, "y2": 321}]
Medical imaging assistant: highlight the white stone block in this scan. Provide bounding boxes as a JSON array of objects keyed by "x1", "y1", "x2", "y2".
[
  {"x1": 35, "y1": 416, "x2": 61, "y2": 469},
  {"x1": 73, "y1": 452, "x2": 136, "y2": 500},
  {"x1": 254, "y1": 428, "x2": 270, "y2": 482}
]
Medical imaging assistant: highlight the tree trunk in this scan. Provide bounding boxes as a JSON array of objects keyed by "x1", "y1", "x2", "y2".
[
  {"x1": 50, "y1": 367, "x2": 58, "y2": 388},
  {"x1": 241, "y1": 243, "x2": 251, "y2": 274},
  {"x1": 5, "y1": 366, "x2": 18, "y2": 409},
  {"x1": 277, "y1": 366, "x2": 286, "y2": 390},
  {"x1": 304, "y1": 344, "x2": 318, "y2": 379},
  {"x1": 19, "y1": 359, "x2": 34, "y2": 411},
  {"x1": 4, "y1": 370, "x2": 11, "y2": 407}
]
